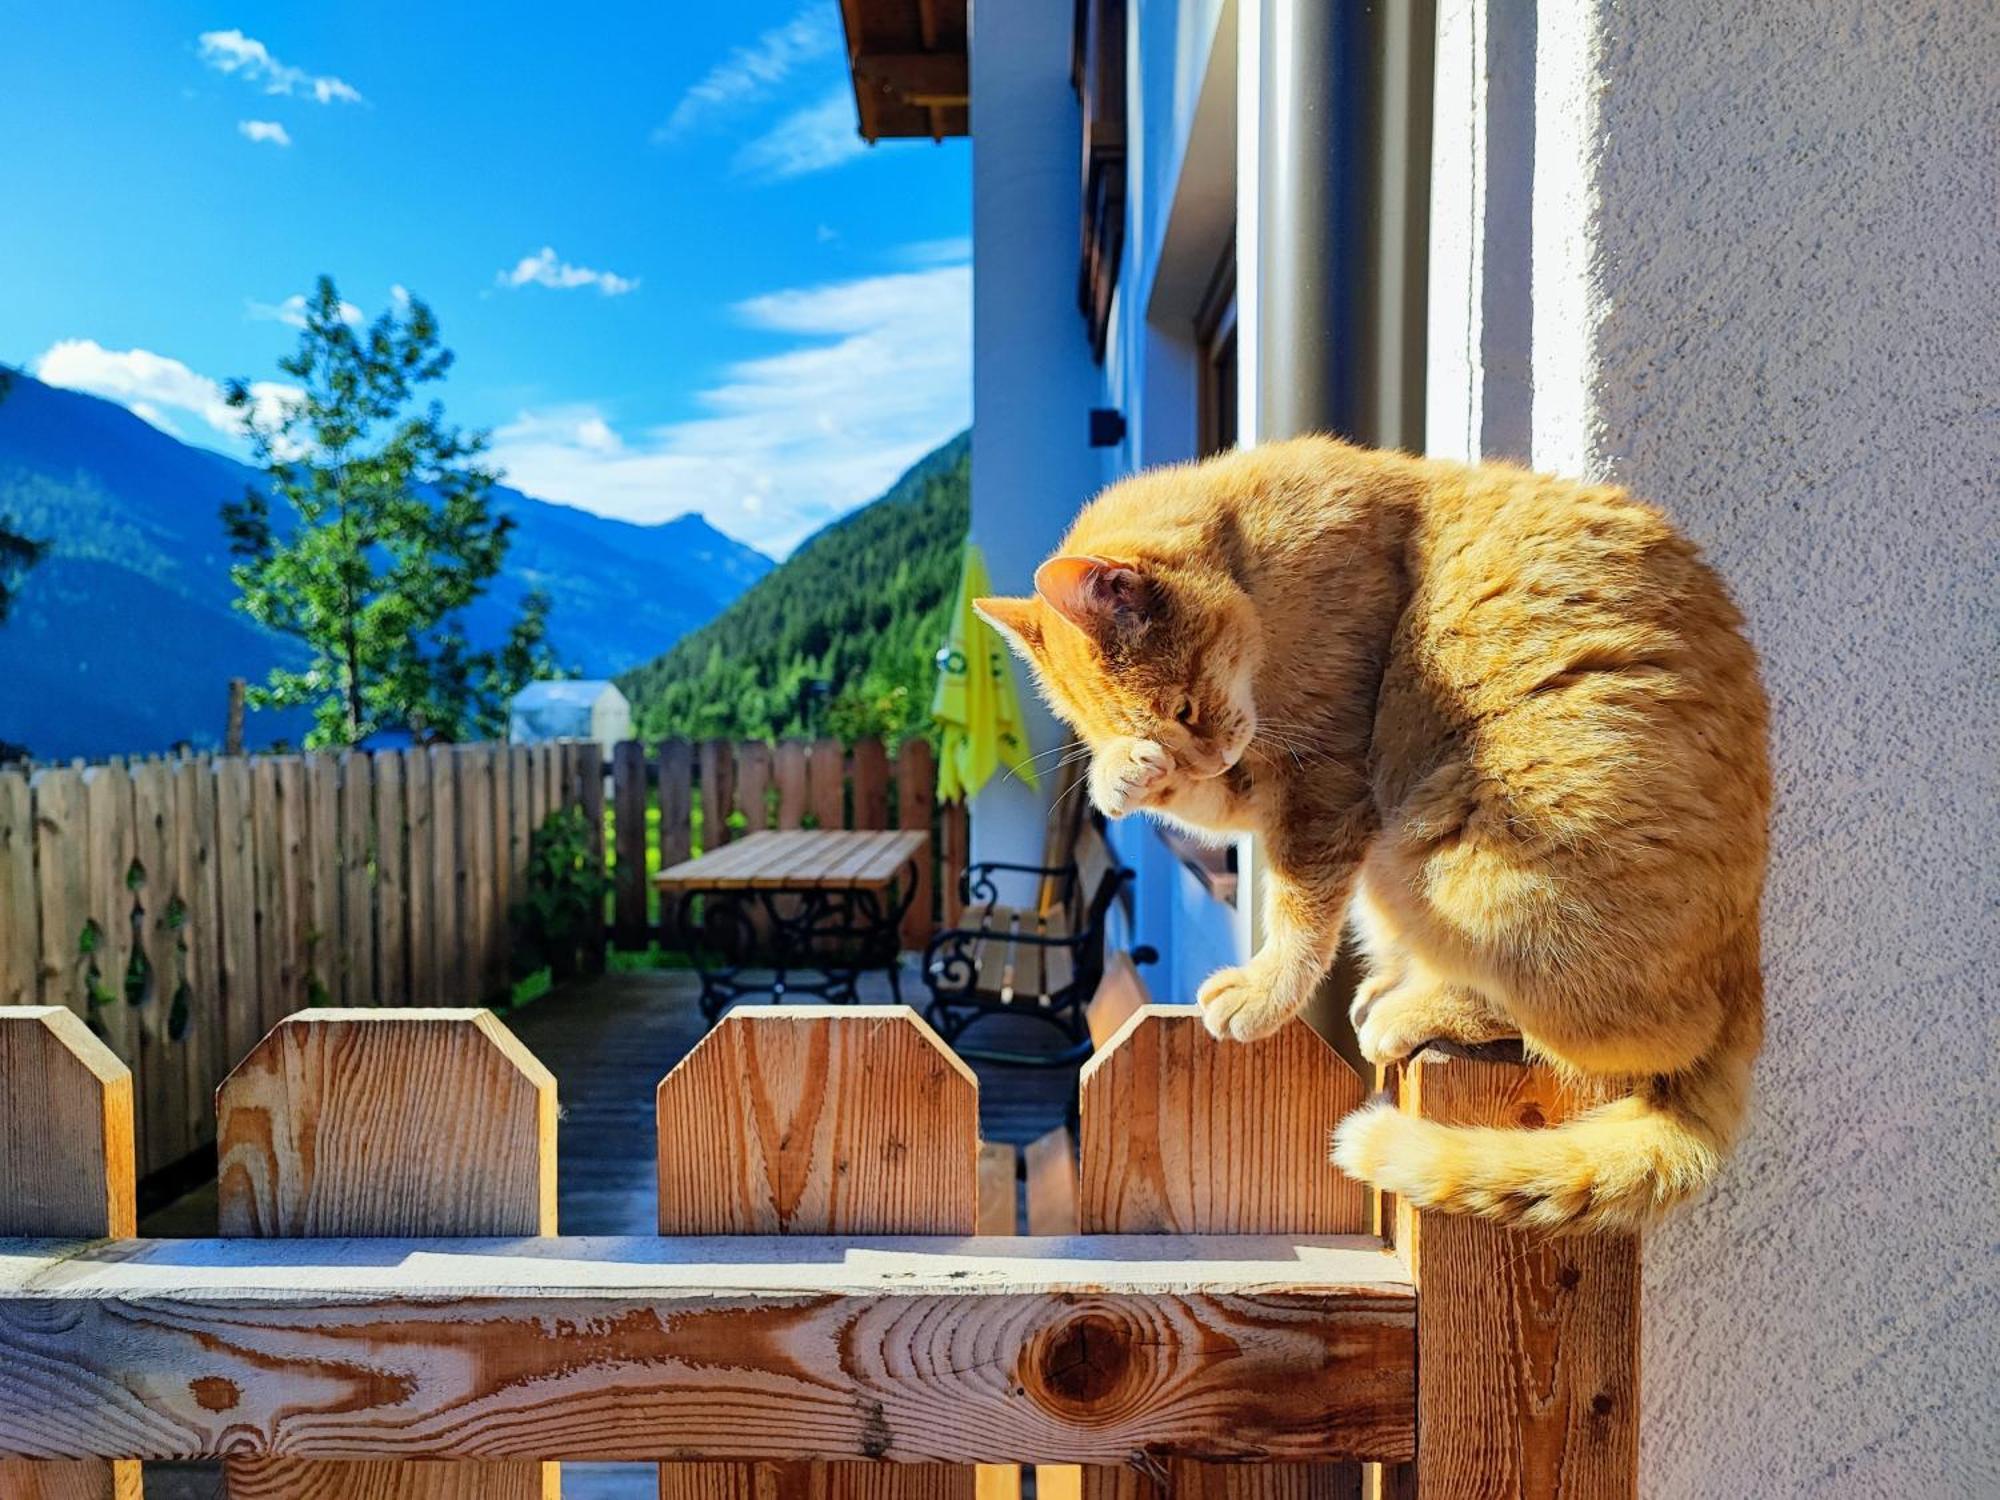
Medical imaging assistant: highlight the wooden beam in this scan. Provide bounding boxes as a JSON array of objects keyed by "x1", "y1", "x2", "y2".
[
  {"x1": 853, "y1": 51, "x2": 969, "y2": 107},
  {"x1": 0, "y1": 1233, "x2": 1415, "y2": 1466},
  {"x1": 1397, "y1": 1046, "x2": 1640, "y2": 1500}
]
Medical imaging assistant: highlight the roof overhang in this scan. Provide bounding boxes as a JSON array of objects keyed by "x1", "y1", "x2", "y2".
[{"x1": 838, "y1": 0, "x2": 968, "y2": 142}]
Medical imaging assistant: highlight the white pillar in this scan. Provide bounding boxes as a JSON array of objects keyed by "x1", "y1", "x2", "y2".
[{"x1": 967, "y1": 0, "x2": 1106, "y2": 867}]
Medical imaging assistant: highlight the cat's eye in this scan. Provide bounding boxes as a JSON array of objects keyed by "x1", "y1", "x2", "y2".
[{"x1": 1174, "y1": 698, "x2": 1197, "y2": 725}]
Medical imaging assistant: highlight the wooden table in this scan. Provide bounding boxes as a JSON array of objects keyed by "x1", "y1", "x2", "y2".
[{"x1": 655, "y1": 829, "x2": 928, "y2": 1020}]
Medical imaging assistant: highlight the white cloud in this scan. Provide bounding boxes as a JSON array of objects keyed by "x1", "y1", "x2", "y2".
[
  {"x1": 390, "y1": 283, "x2": 411, "y2": 310},
  {"x1": 734, "y1": 87, "x2": 868, "y2": 181},
  {"x1": 237, "y1": 118, "x2": 292, "y2": 147},
  {"x1": 248, "y1": 293, "x2": 363, "y2": 329},
  {"x1": 198, "y1": 29, "x2": 363, "y2": 104},
  {"x1": 486, "y1": 255, "x2": 970, "y2": 555},
  {"x1": 900, "y1": 236, "x2": 972, "y2": 267},
  {"x1": 499, "y1": 247, "x2": 639, "y2": 297},
  {"x1": 33, "y1": 340, "x2": 300, "y2": 448},
  {"x1": 655, "y1": 5, "x2": 839, "y2": 142}
]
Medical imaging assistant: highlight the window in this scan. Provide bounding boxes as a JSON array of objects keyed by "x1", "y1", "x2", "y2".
[
  {"x1": 1073, "y1": 0, "x2": 1127, "y2": 361},
  {"x1": 1196, "y1": 248, "x2": 1238, "y2": 457}
]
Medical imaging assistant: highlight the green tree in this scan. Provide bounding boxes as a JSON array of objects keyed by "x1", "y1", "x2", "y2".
[
  {"x1": 222, "y1": 277, "x2": 557, "y2": 747},
  {"x1": 0, "y1": 368, "x2": 48, "y2": 625}
]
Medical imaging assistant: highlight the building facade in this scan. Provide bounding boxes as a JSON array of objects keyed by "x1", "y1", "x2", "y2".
[{"x1": 844, "y1": 0, "x2": 1996, "y2": 1490}]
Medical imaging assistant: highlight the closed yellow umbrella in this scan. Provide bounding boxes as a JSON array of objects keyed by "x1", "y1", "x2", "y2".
[{"x1": 932, "y1": 541, "x2": 1039, "y2": 801}]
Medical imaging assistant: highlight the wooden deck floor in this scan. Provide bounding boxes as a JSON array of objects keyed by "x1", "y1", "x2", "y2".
[{"x1": 141, "y1": 960, "x2": 1081, "y2": 1500}]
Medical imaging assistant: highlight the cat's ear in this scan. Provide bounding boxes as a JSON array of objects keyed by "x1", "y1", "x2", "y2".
[
  {"x1": 1034, "y1": 555, "x2": 1153, "y2": 637},
  {"x1": 973, "y1": 596, "x2": 1044, "y2": 659}
]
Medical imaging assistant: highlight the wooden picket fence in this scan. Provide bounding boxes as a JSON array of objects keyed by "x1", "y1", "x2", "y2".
[
  {"x1": 604, "y1": 735, "x2": 969, "y2": 954},
  {"x1": 0, "y1": 1002, "x2": 1642, "y2": 1500},
  {"x1": 0, "y1": 740, "x2": 594, "y2": 1181}
]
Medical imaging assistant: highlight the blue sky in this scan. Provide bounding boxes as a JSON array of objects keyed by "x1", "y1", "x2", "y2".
[{"x1": 0, "y1": 2, "x2": 970, "y2": 554}]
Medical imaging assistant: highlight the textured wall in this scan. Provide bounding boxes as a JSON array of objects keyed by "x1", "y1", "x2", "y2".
[{"x1": 1524, "y1": 3, "x2": 1999, "y2": 1492}]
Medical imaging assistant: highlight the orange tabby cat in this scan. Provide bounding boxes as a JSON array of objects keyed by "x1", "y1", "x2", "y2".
[{"x1": 977, "y1": 436, "x2": 1769, "y2": 1232}]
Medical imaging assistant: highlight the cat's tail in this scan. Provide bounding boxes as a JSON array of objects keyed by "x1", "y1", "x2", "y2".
[{"x1": 1330, "y1": 1023, "x2": 1756, "y2": 1235}]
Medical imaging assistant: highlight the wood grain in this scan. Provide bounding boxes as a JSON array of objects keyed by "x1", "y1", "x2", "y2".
[
  {"x1": 614, "y1": 740, "x2": 650, "y2": 948},
  {"x1": 1398, "y1": 1049, "x2": 1640, "y2": 1500},
  {"x1": 1079, "y1": 1007, "x2": 1368, "y2": 1234},
  {"x1": 129, "y1": 759, "x2": 180, "y2": 1171},
  {"x1": 894, "y1": 739, "x2": 936, "y2": 948},
  {"x1": 736, "y1": 742, "x2": 774, "y2": 835},
  {"x1": 702, "y1": 740, "x2": 737, "y2": 849},
  {"x1": 657, "y1": 1006, "x2": 978, "y2": 1235},
  {"x1": 29, "y1": 769, "x2": 89, "y2": 1017},
  {"x1": 658, "y1": 1004, "x2": 982, "y2": 1500},
  {"x1": 216, "y1": 1006, "x2": 558, "y2": 1498},
  {"x1": 0, "y1": 774, "x2": 36, "y2": 1006},
  {"x1": 978, "y1": 1140, "x2": 1020, "y2": 1235},
  {"x1": 851, "y1": 739, "x2": 890, "y2": 830},
  {"x1": 217, "y1": 757, "x2": 261, "y2": 1065},
  {"x1": 775, "y1": 742, "x2": 809, "y2": 831},
  {"x1": 303, "y1": 755, "x2": 341, "y2": 1009},
  {"x1": 82, "y1": 765, "x2": 135, "y2": 1069},
  {"x1": 0, "y1": 1233, "x2": 1415, "y2": 1467},
  {"x1": 574, "y1": 740, "x2": 605, "y2": 974},
  {"x1": 174, "y1": 756, "x2": 224, "y2": 1148},
  {"x1": 1080, "y1": 1007, "x2": 1376, "y2": 1500},
  {"x1": 807, "y1": 739, "x2": 846, "y2": 831},
  {"x1": 404, "y1": 750, "x2": 437, "y2": 1007},
  {"x1": 427, "y1": 748, "x2": 459, "y2": 1003},
  {"x1": 0, "y1": 1005, "x2": 139, "y2": 1500},
  {"x1": 339, "y1": 752, "x2": 377, "y2": 1009},
  {"x1": 375, "y1": 751, "x2": 408, "y2": 1002}
]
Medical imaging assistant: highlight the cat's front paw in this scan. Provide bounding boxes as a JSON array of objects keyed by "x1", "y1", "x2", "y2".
[
  {"x1": 1197, "y1": 961, "x2": 1309, "y2": 1042},
  {"x1": 1351, "y1": 977, "x2": 1513, "y2": 1066},
  {"x1": 1092, "y1": 738, "x2": 1172, "y2": 817}
]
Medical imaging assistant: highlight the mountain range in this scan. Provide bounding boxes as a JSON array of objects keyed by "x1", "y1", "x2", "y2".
[
  {"x1": 618, "y1": 431, "x2": 969, "y2": 745},
  {"x1": 0, "y1": 371, "x2": 772, "y2": 759}
]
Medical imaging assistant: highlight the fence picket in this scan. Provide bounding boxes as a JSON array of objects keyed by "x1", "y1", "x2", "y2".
[
  {"x1": 404, "y1": 749, "x2": 436, "y2": 1007},
  {"x1": 774, "y1": 741, "x2": 808, "y2": 829},
  {"x1": 173, "y1": 756, "x2": 223, "y2": 1148},
  {"x1": 734, "y1": 742, "x2": 773, "y2": 836},
  {"x1": 30, "y1": 769, "x2": 89, "y2": 1020},
  {"x1": 129, "y1": 760, "x2": 183, "y2": 1174},
  {"x1": 808, "y1": 739, "x2": 846, "y2": 830},
  {"x1": 656, "y1": 1005, "x2": 979, "y2": 1500},
  {"x1": 575, "y1": 740, "x2": 604, "y2": 973},
  {"x1": 852, "y1": 739, "x2": 890, "y2": 830},
  {"x1": 375, "y1": 752, "x2": 407, "y2": 1004},
  {"x1": 700, "y1": 739, "x2": 735, "y2": 848},
  {"x1": 247, "y1": 760, "x2": 283, "y2": 1044},
  {"x1": 429, "y1": 748, "x2": 461, "y2": 1001},
  {"x1": 82, "y1": 766, "x2": 136, "y2": 1070},
  {"x1": 215, "y1": 758, "x2": 260, "y2": 1071},
  {"x1": 1079, "y1": 1009, "x2": 1372, "y2": 1500},
  {"x1": 612, "y1": 741, "x2": 647, "y2": 948},
  {"x1": 897, "y1": 739, "x2": 939, "y2": 949},
  {"x1": 302, "y1": 755, "x2": 341, "y2": 1009},
  {"x1": 0, "y1": 1008, "x2": 139, "y2": 1500},
  {"x1": 460, "y1": 747, "x2": 497, "y2": 1001},
  {"x1": 216, "y1": 1008, "x2": 558, "y2": 1499},
  {"x1": 339, "y1": 753, "x2": 377, "y2": 1013},
  {"x1": 0, "y1": 775, "x2": 37, "y2": 1006}
]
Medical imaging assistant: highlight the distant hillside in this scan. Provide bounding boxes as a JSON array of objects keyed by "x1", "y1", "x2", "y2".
[
  {"x1": 0, "y1": 371, "x2": 772, "y2": 759},
  {"x1": 620, "y1": 432, "x2": 969, "y2": 745}
]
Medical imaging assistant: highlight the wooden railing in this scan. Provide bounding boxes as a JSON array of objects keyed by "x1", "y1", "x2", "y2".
[
  {"x1": 604, "y1": 735, "x2": 969, "y2": 953},
  {"x1": 0, "y1": 741, "x2": 593, "y2": 1181},
  {"x1": 0, "y1": 1003, "x2": 1640, "y2": 1500}
]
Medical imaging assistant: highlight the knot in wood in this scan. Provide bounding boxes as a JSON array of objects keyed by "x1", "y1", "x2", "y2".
[{"x1": 1026, "y1": 1311, "x2": 1136, "y2": 1414}]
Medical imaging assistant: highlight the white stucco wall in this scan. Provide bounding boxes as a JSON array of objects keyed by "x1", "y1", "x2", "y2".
[
  {"x1": 967, "y1": 0, "x2": 1108, "y2": 867},
  {"x1": 1435, "y1": 2, "x2": 1998, "y2": 1491}
]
